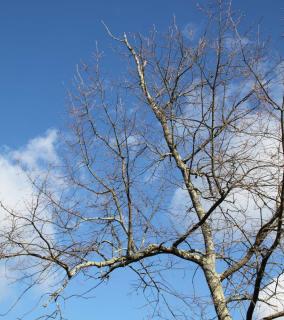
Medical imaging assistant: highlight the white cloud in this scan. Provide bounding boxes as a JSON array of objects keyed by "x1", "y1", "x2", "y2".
[
  {"x1": 0, "y1": 130, "x2": 60, "y2": 298},
  {"x1": 255, "y1": 274, "x2": 284, "y2": 319},
  {"x1": 169, "y1": 187, "x2": 191, "y2": 233},
  {"x1": 11, "y1": 129, "x2": 59, "y2": 169},
  {"x1": 0, "y1": 129, "x2": 59, "y2": 210}
]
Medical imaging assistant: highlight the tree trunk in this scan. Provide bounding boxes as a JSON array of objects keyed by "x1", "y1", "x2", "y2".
[{"x1": 203, "y1": 259, "x2": 232, "y2": 320}]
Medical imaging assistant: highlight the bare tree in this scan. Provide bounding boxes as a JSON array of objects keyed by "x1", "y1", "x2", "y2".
[{"x1": 0, "y1": 1, "x2": 283, "y2": 319}]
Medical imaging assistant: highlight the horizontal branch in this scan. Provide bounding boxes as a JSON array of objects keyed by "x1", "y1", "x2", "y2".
[
  {"x1": 262, "y1": 311, "x2": 284, "y2": 320},
  {"x1": 69, "y1": 243, "x2": 203, "y2": 277}
]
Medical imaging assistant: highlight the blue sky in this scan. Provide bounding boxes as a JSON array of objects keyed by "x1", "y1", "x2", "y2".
[
  {"x1": 0, "y1": 0, "x2": 283, "y2": 148},
  {"x1": 0, "y1": 1, "x2": 283, "y2": 319}
]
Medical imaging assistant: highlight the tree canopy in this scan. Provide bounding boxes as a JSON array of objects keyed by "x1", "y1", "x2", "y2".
[{"x1": 0, "y1": 1, "x2": 283, "y2": 319}]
